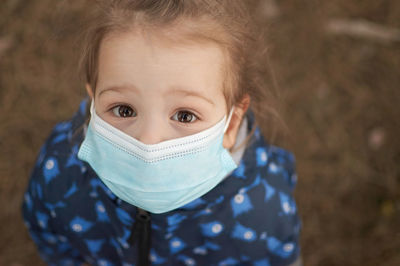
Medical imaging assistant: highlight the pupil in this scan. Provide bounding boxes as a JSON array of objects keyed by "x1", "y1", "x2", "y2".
[
  {"x1": 119, "y1": 106, "x2": 132, "y2": 117},
  {"x1": 179, "y1": 112, "x2": 192, "y2": 122}
]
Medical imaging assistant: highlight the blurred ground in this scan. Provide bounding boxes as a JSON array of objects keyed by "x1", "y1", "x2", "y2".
[{"x1": 0, "y1": 0, "x2": 399, "y2": 265}]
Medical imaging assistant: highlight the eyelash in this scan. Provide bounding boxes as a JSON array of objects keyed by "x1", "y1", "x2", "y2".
[
  {"x1": 171, "y1": 110, "x2": 199, "y2": 123},
  {"x1": 111, "y1": 105, "x2": 137, "y2": 118},
  {"x1": 109, "y1": 105, "x2": 200, "y2": 123}
]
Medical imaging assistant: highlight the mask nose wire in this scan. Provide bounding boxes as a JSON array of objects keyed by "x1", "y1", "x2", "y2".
[{"x1": 223, "y1": 107, "x2": 235, "y2": 133}]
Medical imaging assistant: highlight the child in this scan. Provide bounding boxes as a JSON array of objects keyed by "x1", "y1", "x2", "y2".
[{"x1": 22, "y1": 1, "x2": 301, "y2": 265}]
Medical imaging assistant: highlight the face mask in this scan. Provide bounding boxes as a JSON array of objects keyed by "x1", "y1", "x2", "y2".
[{"x1": 78, "y1": 101, "x2": 237, "y2": 213}]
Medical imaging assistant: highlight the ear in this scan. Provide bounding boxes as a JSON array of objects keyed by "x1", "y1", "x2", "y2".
[
  {"x1": 85, "y1": 83, "x2": 94, "y2": 99},
  {"x1": 223, "y1": 94, "x2": 250, "y2": 150}
]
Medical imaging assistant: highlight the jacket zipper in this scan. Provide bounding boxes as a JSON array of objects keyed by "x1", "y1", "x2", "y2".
[{"x1": 128, "y1": 207, "x2": 151, "y2": 266}]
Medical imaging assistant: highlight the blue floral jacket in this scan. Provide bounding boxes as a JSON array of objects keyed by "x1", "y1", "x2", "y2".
[{"x1": 22, "y1": 100, "x2": 301, "y2": 266}]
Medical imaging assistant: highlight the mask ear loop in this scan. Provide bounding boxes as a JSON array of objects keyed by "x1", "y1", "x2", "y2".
[
  {"x1": 89, "y1": 99, "x2": 95, "y2": 116},
  {"x1": 223, "y1": 107, "x2": 235, "y2": 133}
]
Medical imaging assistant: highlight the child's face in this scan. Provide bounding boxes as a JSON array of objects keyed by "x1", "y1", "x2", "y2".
[{"x1": 89, "y1": 30, "x2": 240, "y2": 146}]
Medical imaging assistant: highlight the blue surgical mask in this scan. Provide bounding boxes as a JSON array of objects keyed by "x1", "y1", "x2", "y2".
[{"x1": 78, "y1": 101, "x2": 237, "y2": 213}]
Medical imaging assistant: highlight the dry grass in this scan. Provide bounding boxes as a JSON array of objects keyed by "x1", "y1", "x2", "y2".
[{"x1": 0, "y1": 0, "x2": 399, "y2": 265}]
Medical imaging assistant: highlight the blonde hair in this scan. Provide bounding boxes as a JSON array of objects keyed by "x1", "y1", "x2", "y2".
[{"x1": 78, "y1": 0, "x2": 285, "y2": 142}]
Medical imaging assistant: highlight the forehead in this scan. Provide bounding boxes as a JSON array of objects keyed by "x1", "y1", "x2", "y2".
[{"x1": 97, "y1": 29, "x2": 227, "y2": 100}]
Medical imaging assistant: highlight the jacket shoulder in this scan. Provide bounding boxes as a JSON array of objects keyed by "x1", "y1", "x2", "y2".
[
  {"x1": 247, "y1": 128, "x2": 297, "y2": 192},
  {"x1": 266, "y1": 144, "x2": 297, "y2": 190},
  {"x1": 27, "y1": 100, "x2": 88, "y2": 202}
]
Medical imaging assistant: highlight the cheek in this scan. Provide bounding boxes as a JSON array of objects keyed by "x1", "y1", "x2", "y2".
[
  {"x1": 98, "y1": 113, "x2": 134, "y2": 135},
  {"x1": 93, "y1": 106, "x2": 135, "y2": 136},
  {"x1": 216, "y1": 96, "x2": 229, "y2": 118},
  {"x1": 107, "y1": 118, "x2": 132, "y2": 133}
]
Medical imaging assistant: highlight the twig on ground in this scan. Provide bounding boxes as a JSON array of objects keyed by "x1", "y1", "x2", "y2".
[{"x1": 326, "y1": 19, "x2": 400, "y2": 43}]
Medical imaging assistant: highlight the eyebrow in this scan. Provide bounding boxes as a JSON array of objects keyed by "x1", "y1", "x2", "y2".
[
  {"x1": 98, "y1": 84, "x2": 215, "y2": 106},
  {"x1": 168, "y1": 88, "x2": 215, "y2": 106},
  {"x1": 98, "y1": 85, "x2": 140, "y2": 97}
]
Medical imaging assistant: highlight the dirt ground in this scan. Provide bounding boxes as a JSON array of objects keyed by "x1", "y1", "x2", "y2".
[{"x1": 0, "y1": 1, "x2": 399, "y2": 265}]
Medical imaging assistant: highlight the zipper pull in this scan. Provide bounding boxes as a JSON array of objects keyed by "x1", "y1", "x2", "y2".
[{"x1": 128, "y1": 208, "x2": 151, "y2": 266}]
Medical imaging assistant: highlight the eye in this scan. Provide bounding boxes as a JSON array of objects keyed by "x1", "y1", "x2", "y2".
[
  {"x1": 112, "y1": 105, "x2": 137, "y2": 118},
  {"x1": 171, "y1": 110, "x2": 198, "y2": 123}
]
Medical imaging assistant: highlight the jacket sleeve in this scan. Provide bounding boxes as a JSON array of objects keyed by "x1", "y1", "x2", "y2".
[
  {"x1": 241, "y1": 143, "x2": 302, "y2": 266},
  {"x1": 22, "y1": 129, "x2": 86, "y2": 266},
  {"x1": 266, "y1": 146, "x2": 301, "y2": 266}
]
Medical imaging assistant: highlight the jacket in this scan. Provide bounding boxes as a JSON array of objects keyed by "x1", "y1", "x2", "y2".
[{"x1": 22, "y1": 99, "x2": 301, "y2": 266}]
